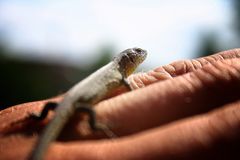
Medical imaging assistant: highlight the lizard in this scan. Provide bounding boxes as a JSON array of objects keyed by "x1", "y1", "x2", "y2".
[{"x1": 28, "y1": 47, "x2": 147, "y2": 160}]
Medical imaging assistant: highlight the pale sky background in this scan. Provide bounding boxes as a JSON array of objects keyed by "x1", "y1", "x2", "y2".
[{"x1": 0, "y1": 0, "x2": 233, "y2": 68}]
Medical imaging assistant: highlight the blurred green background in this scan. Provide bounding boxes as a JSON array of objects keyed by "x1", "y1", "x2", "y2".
[{"x1": 0, "y1": 0, "x2": 239, "y2": 109}]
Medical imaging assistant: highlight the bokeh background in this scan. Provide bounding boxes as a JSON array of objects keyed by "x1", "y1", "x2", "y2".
[{"x1": 0, "y1": 0, "x2": 239, "y2": 109}]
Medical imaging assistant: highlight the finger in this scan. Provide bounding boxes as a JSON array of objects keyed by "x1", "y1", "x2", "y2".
[
  {"x1": 129, "y1": 48, "x2": 240, "y2": 89},
  {"x1": 99, "y1": 101, "x2": 240, "y2": 160},
  {"x1": 1, "y1": 100, "x2": 240, "y2": 160},
  {"x1": 99, "y1": 102, "x2": 240, "y2": 159},
  {"x1": 95, "y1": 58, "x2": 240, "y2": 136}
]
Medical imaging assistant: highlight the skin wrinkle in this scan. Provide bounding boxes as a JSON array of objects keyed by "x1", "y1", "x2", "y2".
[
  {"x1": 195, "y1": 58, "x2": 210, "y2": 67},
  {"x1": 204, "y1": 56, "x2": 221, "y2": 64},
  {"x1": 144, "y1": 71, "x2": 159, "y2": 84},
  {"x1": 232, "y1": 107, "x2": 240, "y2": 125},
  {"x1": 162, "y1": 64, "x2": 177, "y2": 77},
  {"x1": 201, "y1": 116, "x2": 220, "y2": 149},
  {"x1": 205, "y1": 59, "x2": 240, "y2": 82},
  {"x1": 172, "y1": 74, "x2": 199, "y2": 107},
  {"x1": 135, "y1": 73, "x2": 146, "y2": 88},
  {"x1": 168, "y1": 62, "x2": 184, "y2": 76},
  {"x1": 230, "y1": 107, "x2": 240, "y2": 138},
  {"x1": 211, "y1": 54, "x2": 225, "y2": 62},
  {"x1": 187, "y1": 116, "x2": 213, "y2": 149},
  {"x1": 218, "y1": 61, "x2": 237, "y2": 81},
  {"x1": 192, "y1": 65, "x2": 218, "y2": 87},
  {"x1": 222, "y1": 59, "x2": 240, "y2": 79},
  {"x1": 203, "y1": 103, "x2": 240, "y2": 156},
  {"x1": 215, "y1": 111, "x2": 236, "y2": 138},
  {"x1": 150, "y1": 69, "x2": 173, "y2": 80},
  {"x1": 145, "y1": 49, "x2": 240, "y2": 80},
  {"x1": 218, "y1": 104, "x2": 240, "y2": 139},
  {"x1": 200, "y1": 50, "x2": 239, "y2": 66},
  {"x1": 138, "y1": 72, "x2": 150, "y2": 85},
  {"x1": 205, "y1": 113, "x2": 227, "y2": 145},
  {"x1": 130, "y1": 72, "x2": 149, "y2": 89},
  {"x1": 204, "y1": 61, "x2": 226, "y2": 81},
  {"x1": 184, "y1": 73, "x2": 200, "y2": 92},
  {"x1": 133, "y1": 72, "x2": 148, "y2": 88},
  {"x1": 186, "y1": 72, "x2": 203, "y2": 91},
  {"x1": 233, "y1": 48, "x2": 240, "y2": 57},
  {"x1": 156, "y1": 70, "x2": 173, "y2": 79},
  {"x1": 129, "y1": 70, "x2": 162, "y2": 89},
  {"x1": 190, "y1": 107, "x2": 239, "y2": 157},
  {"x1": 128, "y1": 74, "x2": 139, "y2": 89},
  {"x1": 184, "y1": 60, "x2": 196, "y2": 72},
  {"x1": 171, "y1": 75, "x2": 193, "y2": 96},
  {"x1": 191, "y1": 59, "x2": 203, "y2": 70},
  {"x1": 193, "y1": 60, "x2": 240, "y2": 106},
  {"x1": 217, "y1": 60, "x2": 238, "y2": 80},
  {"x1": 173, "y1": 117, "x2": 210, "y2": 154},
  {"x1": 217, "y1": 48, "x2": 240, "y2": 59}
]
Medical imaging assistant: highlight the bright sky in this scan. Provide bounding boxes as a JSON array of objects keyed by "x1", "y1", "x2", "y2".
[{"x1": 0, "y1": 0, "x2": 232, "y2": 67}]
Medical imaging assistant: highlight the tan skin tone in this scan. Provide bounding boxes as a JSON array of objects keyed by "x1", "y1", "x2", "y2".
[{"x1": 1, "y1": 49, "x2": 240, "y2": 160}]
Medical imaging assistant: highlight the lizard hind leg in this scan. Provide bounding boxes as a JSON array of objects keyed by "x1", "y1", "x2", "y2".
[
  {"x1": 8, "y1": 102, "x2": 58, "y2": 130},
  {"x1": 30, "y1": 102, "x2": 58, "y2": 121},
  {"x1": 75, "y1": 103, "x2": 117, "y2": 138}
]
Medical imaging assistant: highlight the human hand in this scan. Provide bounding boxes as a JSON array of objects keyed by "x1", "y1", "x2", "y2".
[{"x1": 1, "y1": 49, "x2": 240, "y2": 160}]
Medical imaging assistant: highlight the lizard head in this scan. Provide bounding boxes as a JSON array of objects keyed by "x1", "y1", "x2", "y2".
[{"x1": 114, "y1": 47, "x2": 147, "y2": 77}]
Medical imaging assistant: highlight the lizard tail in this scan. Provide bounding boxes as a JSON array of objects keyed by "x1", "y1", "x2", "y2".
[{"x1": 29, "y1": 105, "x2": 74, "y2": 160}]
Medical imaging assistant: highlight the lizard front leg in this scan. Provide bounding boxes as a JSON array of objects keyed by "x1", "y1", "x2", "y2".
[
  {"x1": 75, "y1": 103, "x2": 117, "y2": 138},
  {"x1": 122, "y1": 78, "x2": 133, "y2": 91}
]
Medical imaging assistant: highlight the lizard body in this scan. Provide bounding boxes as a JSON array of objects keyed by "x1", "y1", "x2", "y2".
[{"x1": 29, "y1": 48, "x2": 147, "y2": 160}]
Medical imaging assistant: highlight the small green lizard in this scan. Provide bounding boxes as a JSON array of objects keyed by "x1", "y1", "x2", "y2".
[{"x1": 29, "y1": 48, "x2": 147, "y2": 160}]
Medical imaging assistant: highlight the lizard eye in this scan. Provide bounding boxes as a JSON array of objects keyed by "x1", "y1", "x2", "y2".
[{"x1": 134, "y1": 48, "x2": 143, "y2": 53}]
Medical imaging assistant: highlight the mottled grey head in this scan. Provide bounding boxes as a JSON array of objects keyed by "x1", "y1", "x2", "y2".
[{"x1": 114, "y1": 47, "x2": 147, "y2": 77}]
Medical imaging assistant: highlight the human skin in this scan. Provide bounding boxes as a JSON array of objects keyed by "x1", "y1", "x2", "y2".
[{"x1": 0, "y1": 49, "x2": 240, "y2": 160}]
